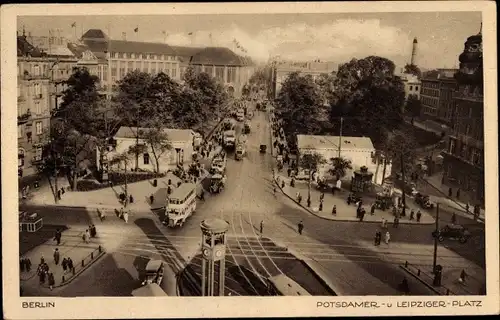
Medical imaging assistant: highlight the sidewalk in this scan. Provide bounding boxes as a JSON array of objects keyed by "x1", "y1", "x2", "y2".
[
  {"x1": 424, "y1": 172, "x2": 485, "y2": 223},
  {"x1": 20, "y1": 228, "x2": 104, "y2": 294},
  {"x1": 24, "y1": 169, "x2": 210, "y2": 213},
  {"x1": 275, "y1": 174, "x2": 435, "y2": 225}
]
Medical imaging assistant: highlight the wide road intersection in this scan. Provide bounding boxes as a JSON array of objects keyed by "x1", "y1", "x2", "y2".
[{"x1": 20, "y1": 108, "x2": 485, "y2": 296}]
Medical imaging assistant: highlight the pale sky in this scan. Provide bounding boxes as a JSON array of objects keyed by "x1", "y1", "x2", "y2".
[{"x1": 18, "y1": 12, "x2": 482, "y2": 70}]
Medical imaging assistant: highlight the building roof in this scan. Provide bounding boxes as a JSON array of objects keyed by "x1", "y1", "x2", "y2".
[
  {"x1": 190, "y1": 47, "x2": 252, "y2": 66},
  {"x1": 171, "y1": 46, "x2": 203, "y2": 59},
  {"x1": 17, "y1": 36, "x2": 45, "y2": 57},
  {"x1": 108, "y1": 40, "x2": 176, "y2": 56},
  {"x1": 45, "y1": 46, "x2": 76, "y2": 58},
  {"x1": 297, "y1": 135, "x2": 374, "y2": 151},
  {"x1": 81, "y1": 29, "x2": 109, "y2": 41},
  {"x1": 114, "y1": 126, "x2": 194, "y2": 142}
]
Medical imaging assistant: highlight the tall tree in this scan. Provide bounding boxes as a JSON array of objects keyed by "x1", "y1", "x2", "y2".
[
  {"x1": 299, "y1": 152, "x2": 326, "y2": 200},
  {"x1": 276, "y1": 72, "x2": 324, "y2": 147},
  {"x1": 114, "y1": 71, "x2": 155, "y2": 170},
  {"x1": 404, "y1": 63, "x2": 422, "y2": 78},
  {"x1": 328, "y1": 157, "x2": 353, "y2": 180},
  {"x1": 142, "y1": 127, "x2": 173, "y2": 173},
  {"x1": 330, "y1": 56, "x2": 406, "y2": 147}
]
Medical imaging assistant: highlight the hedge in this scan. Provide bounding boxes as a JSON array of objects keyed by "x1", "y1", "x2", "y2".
[{"x1": 76, "y1": 171, "x2": 165, "y2": 191}]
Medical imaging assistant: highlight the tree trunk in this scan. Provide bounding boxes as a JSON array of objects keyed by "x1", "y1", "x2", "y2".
[
  {"x1": 72, "y1": 169, "x2": 78, "y2": 191},
  {"x1": 400, "y1": 154, "x2": 406, "y2": 216},
  {"x1": 382, "y1": 158, "x2": 387, "y2": 185}
]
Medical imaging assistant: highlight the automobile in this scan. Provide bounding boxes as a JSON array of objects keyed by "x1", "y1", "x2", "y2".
[{"x1": 432, "y1": 224, "x2": 471, "y2": 243}]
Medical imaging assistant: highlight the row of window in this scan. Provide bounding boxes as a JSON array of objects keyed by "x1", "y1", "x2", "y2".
[
  {"x1": 110, "y1": 61, "x2": 178, "y2": 79},
  {"x1": 448, "y1": 138, "x2": 483, "y2": 165},
  {"x1": 18, "y1": 121, "x2": 44, "y2": 139},
  {"x1": 421, "y1": 96, "x2": 438, "y2": 108},
  {"x1": 422, "y1": 82, "x2": 439, "y2": 89},
  {"x1": 112, "y1": 52, "x2": 176, "y2": 61},
  {"x1": 18, "y1": 62, "x2": 73, "y2": 80},
  {"x1": 408, "y1": 85, "x2": 420, "y2": 91},
  {"x1": 18, "y1": 83, "x2": 44, "y2": 100}
]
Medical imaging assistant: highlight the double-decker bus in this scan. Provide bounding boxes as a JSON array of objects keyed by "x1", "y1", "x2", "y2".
[{"x1": 162, "y1": 182, "x2": 197, "y2": 228}]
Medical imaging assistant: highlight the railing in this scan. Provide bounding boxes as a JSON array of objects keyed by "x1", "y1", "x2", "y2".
[
  {"x1": 17, "y1": 112, "x2": 32, "y2": 123},
  {"x1": 57, "y1": 245, "x2": 105, "y2": 287},
  {"x1": 401, "y1": 261, "x2": 455, "y2": 295}
]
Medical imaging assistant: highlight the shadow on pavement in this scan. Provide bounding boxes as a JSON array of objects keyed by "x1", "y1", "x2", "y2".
[
  {"x1": 20, "y1": 225, "x2": 68, "y2": 255},
  {"x1": 58, "y1": 254, "x2": 138, "y2": 297}
]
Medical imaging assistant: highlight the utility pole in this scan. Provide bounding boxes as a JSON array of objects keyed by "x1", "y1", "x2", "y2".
[
  {"x1": 433, "y1": 203, "x2": 440, "y2": 272},
  {"x1": 400, "y1": 153, "x2": 407, "y2": 216},
  {"x1": 338, "y1": 117, "x2": 343, "y2": 158}
]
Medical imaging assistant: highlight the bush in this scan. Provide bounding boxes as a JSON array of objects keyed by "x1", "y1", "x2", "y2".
[{"x1": 76, "y1": 171, "x2": 165, "y2": 191}]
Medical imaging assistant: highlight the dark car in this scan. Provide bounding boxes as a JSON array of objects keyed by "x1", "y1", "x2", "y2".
[{"x1": 432, "y1": 224, "x2": 471, "y2": 243}]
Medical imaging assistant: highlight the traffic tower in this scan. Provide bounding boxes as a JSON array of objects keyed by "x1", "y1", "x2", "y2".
[{"x1": 200, "y1": 218, "x2": 229, "y2": 296}]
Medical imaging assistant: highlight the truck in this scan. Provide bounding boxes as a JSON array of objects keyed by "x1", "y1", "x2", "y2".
[{"x1": 223, "y1": 130, "x2": 236, "y2": 149}]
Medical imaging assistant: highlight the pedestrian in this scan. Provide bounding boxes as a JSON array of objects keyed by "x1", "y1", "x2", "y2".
[
  {"x1": 393, "y1": 216, "x2": 399, "y2": 228},
  {"x1": 57, "y1": 189, "x2": 62, "y2": 200},
  {"x1": 332, "y1": 205, "x2": 337, "y2": 215},
  {"x1": 67, "y1": 258, "x2": 74, "y2": 273},
  {"x1": 298, "y1": 221, "x2": 304, "y2": 235},
  {"x1": 307, "y1": 197, "x2": 311, "y2": 207},
  {"x1": 20, "y1": 257, "x2": 26, "y2": 272},
  {"x1": 25, "y1": 258, "x2": 31, "y2": 272},
  {"x1": 40, "y1": 255, "x2": 45, "y2": 265},
  {"x1": 374, "y1": 231, "x2": 380, "y2": 246},
  {"x1": 129, "y1": 194, "x2": 134, "y2": 204},
  {"x1": 38, "y1": 265, "x2": 46, "y2": 284},
  {"x1": 409, "y1": 209, "x2": 415, "y2": 220},
  {"x1": 359, "y1": 208, "x2": 365, "y2": 222},
  {"x1": 347, "y1": 195, "x2": 351, "y2": 206},
  {"x1": 451, "y1": 213, "x2": 457, "y2": 224},
  {"x1": 370, "y1": 204, "x2": 376, "y2": 215},
  {"x1": 381, "y1": 218, "x2": 387, "y2": 229},
  {"x1": 53, "y1": 248, "x2": 60, "y2": 265},
  {"x1": 319, "y1": 201, "x2": 323, "y2": 212},
  {"x1": 119, "y1": 207, "x2": 124, "y2": 219},
  {"x1": 298, "y1": 194, "x2": 302, "y2": 204},
  {"x1": 456, "y1": 188, "x2": 460, "y2": 199},
  {"x1": 48, "y1": 272, "x2": 55, "y2": 290},
  {"x1": 54, "y1": 229, "x2": 61, "y2": 245},
  {"x1": 320, "y1": 192, "x2": 325, "y2": 201},
  {"x1": 150, "y1": 194, "x2": 154, "y2": 204},
  {"x1": 459, "y1": 269, "x2": 467, "y2": 284},
  {"x1": 62, "y1": 258, "x2": 68, "y2": 274},
  {"x1": 399, "y1": 277, "x2": 410, "y2": 295},
  {"x1": 448, "y1": 187, "x2": 452, "y2": 197},
  {"x1": 290, "y1": 178, "x2": 295, "y2": 187},
  {"x1": 82, "y1": 231, "x2": 89, "y2": 244},
  {"x1": 384, "y1": 231, "x2": 391, "y2": 244},
  {"x1": 287, "y1": 168, "x2": 291, "y2": 177},
  {"x1": 281, "y1": 181, "x2": 285, "y2": 189},
  {"x1": 61, "y1": 187, "x2": 65, "y2": 195},
  {"x1": 123, "y1": 210, "x2": 129, "y2": 223},
  {"x1": 91, "y1": 224, "x2": 97, "y2": 237},
  {"x1": 260, "y1": 220, "x2": 264, "y2": 236},
  {"x1": 416, "y1": 210, "x2": 422, "y2": 223}
]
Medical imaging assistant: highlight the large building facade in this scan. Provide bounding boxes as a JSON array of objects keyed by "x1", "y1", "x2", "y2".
[
  {"x1": 420, "y1": 69, "x2": 457, "y2": 122},
  {"x1": 17, "y1": 33, "x2": 78, "y2": 176},
  {"x1": 80, "y1": 29, "x2": 254, "y2": 98},
  {"x1": 272, "y1": 61, "x2": 337, "y2": 99},
  {"x1": 442, "y1": 31, "x2": 484, "y2": 202}
]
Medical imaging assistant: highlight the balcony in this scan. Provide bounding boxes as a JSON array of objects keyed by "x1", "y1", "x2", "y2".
[
  {"x1": 33, "y1": 93, "x2": 43, "y2": 100},
  {"x1": 17, "y1": 111, "x2": 32, "y2": 124}
]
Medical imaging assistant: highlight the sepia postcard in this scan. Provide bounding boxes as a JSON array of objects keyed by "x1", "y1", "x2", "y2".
[{"x1": 1, "y1": 1, "x2": 499, "y2": 319}]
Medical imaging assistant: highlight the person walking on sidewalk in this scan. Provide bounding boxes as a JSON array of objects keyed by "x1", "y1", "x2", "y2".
[
  {"x1": 332, "y1": 205, "x2": 337, "y2": 215},
  {"x1": 384, "y1": 231, "x2": 391, "y2": 244},
  {"x1": 67, "y1": 258, "x2": 74, "y2": 273},
  {"x1": 370, "y1": 204, "x2": 376, "y2": 215},
  {"x1": 48, "y1": 272, "x2": 55, "y2": 291},
  {"x1": 62, "y1": 258, "x2": 68, "y2": 274},
  {"x1": 409, "y1": 209, "x2": 415, "y2": 221},
  {"x1": 393, "y1": 216, "x2": 400, "y2": 228},
  {"x1": 82, "y1": 231, "x2": 89, "y2": 244},
  {"x1": 381, "y1": 218, "x2": 387, "y2": 229},
  {"x1": 53, "y1": 248, "x2": 60, "y2": 265},
  {"x1": 459, "y1": 269, "x2": 467, "y2": 284},
  {"x1": 298, "y1": 221, "x2": 304, "y2": 235},
  {"x1": 123, "y1": 210, "x2": 129, "y2": 223},
  {"x1": 260, "y1": 220, "x2": 264, "y2": 237},
  {"x1": 416, "y1": 210, "x2": 422, "y2": 222},
  {"x1": 54, "y1": 229, "x2": 62, "y2": 245}
]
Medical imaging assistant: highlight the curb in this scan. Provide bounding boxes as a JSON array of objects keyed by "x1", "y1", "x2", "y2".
[
  {"x1": 274, "y1": 178, "x2": 435, "y2": 225},
  {"x1": 51, "y1": 250, "x2": 106, "y2": 288}
]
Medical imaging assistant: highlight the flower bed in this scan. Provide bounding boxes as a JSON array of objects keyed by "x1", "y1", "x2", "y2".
[{"x1": 76, "y1": 171, "x2": 165, "y2": 191}]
